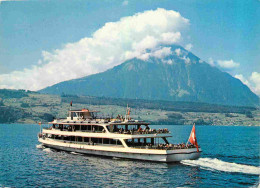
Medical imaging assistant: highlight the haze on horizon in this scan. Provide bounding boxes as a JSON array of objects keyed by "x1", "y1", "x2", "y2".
[{"x1": 0, "y1": 0, "x2": 259, "y2": 96}]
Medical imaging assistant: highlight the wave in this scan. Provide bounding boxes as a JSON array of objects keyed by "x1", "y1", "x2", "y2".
[
  {"x1": 71, "y1": 152, "x2": 80, "y2": 155},
  {"x1": 112, "y1": 157, "x2": 122, "y2": 160},
  {"x1": 36, "y1": 144, "x2": 44, "y2": 149},
  {"x1": 70, "y1": 152, "x2": 84, "y2": 156},
  {"x1": 181, "y1": 158, "x2": 260, "y2": 175},
  {"x1": 43, "y1": 148, "x2": 53, "y2": 153}
]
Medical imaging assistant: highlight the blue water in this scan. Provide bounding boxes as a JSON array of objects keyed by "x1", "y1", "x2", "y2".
[{"x1": 0, "y1": 124, "x2": 259, "y2": 187}]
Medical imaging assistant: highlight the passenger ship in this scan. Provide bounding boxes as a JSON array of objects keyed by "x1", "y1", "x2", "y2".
[{"x1": 38, "y1": 107, "x2": 201, "y2": 162}]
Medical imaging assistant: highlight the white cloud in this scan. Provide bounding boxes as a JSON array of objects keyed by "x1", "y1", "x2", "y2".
[
  {"x1": 235, "y1": 74, "x2": 250, "y2": 86},
  {"x1": 207, "y1": 57, "x2": 215, "y2": 66},
  {"x1": 137, "y1": 53, "x2": 150, "y2": 61},
  {"x1": 132, "y1": 36, "x2": 158, "y2": 52},
  {"x1": 37, "y1": 60, "x2": 42, "y2": 65},
  {"x1": 161, "y1": 32, "x2": 181, "y2": 44},
  {"x1": 151, "y1": 47, "x2": 172, "y2": 59},
  {"x1": 235, "y1": 72, "x2": 260, "y2": 96},
  {"x1": 134, "y1": 47, "x2": 172, "y2": 61},
  {"x1": 250, "y1": 72, "x2": 260, "y2": 95},
  {"x1": 217, "y1": 59, "x2": 240, "y2": 69},
  {"x1": 184, "y1": 43, "x2": 193, "y2": 51},
  {"x1": 122, "y1": 0, "x2": 128, "y2": 6},
  {"x1": 182, "y1": 56, "x2": 190, "y2": 64},
  {"x1": 0, "y1": 8, "x2": 189, "y2": 91},
  {"x1": 175, "y1": 48, "x2": 181, "y2": 56},
  {"x1": 162, "y1": 59, "x2": 173, "y2": 65}
]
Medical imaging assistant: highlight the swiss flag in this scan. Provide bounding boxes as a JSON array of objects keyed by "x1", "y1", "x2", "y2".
[{"x1": 188, "y1": 123, "x2": 199, "y2": 152}]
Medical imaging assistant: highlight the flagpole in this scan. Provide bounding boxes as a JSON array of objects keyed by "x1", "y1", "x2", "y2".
[
  {"x1": 39, "y1": 122, "x2": 42, "y2": 134},
  {"x1": 186, "y1": 137, "x2": 190, "y2": 146}
]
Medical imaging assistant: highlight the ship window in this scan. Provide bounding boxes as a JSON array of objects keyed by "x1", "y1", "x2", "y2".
[
  {"x1": 103, "y1": 138, "x2": 110, "y2": 144},
  {"x1": 91, "y1": 125, "x2": 104, "y2": 132},
  {"x1": 51, "y1": 135, "x2": 123, "y2": 146},
  {"x1": 89, "y1": 138, "x2": 122, "y2": 145},
  {"x1": 125, "y1": 138, "x2": 157, "y2": 147},
  {"x1": 111, "y1": 139, "x2": 122, "y2": 145}
]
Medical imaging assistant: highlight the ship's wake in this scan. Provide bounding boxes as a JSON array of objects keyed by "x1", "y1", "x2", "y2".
[
  {"x1": 36, "y1": 144, "x2": 44, "y2": 149},
  {"x1": 70, "y1": 152, "x2": 84, "y2": 156},
  {"x1": 36, "y1": 144, "x2": 54, "y2": 153},
  {"x1": 181, "y1": 158, "x2": 260, "y2": 175},
  {"x1": 42, "y1": 148, "x2": 53, "y2": 153}
]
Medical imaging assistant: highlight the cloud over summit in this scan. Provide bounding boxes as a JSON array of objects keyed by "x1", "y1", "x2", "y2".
[
  {"x1": 0, "y1": 8, "x2": 189, "y2": 91},
  {"x1": 235, "y1": 72, "x2": 260, "y2": 96},
  {"x1": 217, "y1": 59, "x2": 240, "y2": 69}
]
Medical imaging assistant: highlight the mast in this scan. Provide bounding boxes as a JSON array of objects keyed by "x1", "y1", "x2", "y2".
[
  {"x1": 125, "y1": 104, "x2": 128, "y2": 120},
  {"x1": 39, "y1": 122, "x2": 42, "y2": 134},
  {"x1": 125, "y1": 104, "x2": 131, "y2": 120}
]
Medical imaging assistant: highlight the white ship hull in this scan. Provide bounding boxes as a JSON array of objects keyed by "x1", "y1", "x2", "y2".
[{"x1": 39, "y1": 138, "x2": 201, "y2": 162}]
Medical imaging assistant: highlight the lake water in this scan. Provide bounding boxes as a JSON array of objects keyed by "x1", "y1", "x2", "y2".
[{"x1": 0, "y1": 124, "x2": 259, "y2": 187}]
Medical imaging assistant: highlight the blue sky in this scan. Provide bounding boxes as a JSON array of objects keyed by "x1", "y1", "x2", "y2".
[{"x1": 0, "y1": 0, "x2": 259, "y2": 94}]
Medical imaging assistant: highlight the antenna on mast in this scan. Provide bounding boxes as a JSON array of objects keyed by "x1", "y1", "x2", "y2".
[
  {"x1": 125, "y1": 104, "x2": 131, "y2": 120},
  {"x1": 125, "y1": 104, "x2": 128, "y2": 120}
]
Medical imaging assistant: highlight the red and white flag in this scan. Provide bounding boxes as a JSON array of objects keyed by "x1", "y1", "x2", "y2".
[{"x1": 188, "y1": 123, "x2": 199, "y2": 152}]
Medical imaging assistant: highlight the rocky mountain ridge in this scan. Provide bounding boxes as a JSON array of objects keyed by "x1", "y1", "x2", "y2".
[{"x1": 40, "y1": 45, "x2": 259, "y2": 107}]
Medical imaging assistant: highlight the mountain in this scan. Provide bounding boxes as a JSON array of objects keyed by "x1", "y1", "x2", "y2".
[{"x1": 40, "y1": 45, "x2": 259, "y2": 107}]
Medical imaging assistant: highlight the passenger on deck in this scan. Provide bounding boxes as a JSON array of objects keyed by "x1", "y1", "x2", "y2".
[{"x1": 137, "y1": 127, "x2": 142, "y2": 132}]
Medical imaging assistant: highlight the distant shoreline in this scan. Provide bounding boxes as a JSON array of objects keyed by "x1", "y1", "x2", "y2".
[
  {"x1": 0, "y1": 123, "x2": 259, "y2": 127},
  {"x1": 0, "y1": 89, "x2": 259, "y2": 126}
]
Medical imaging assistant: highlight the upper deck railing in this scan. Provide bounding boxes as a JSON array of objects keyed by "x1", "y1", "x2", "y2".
[
  {"x1": 112, "y1": 129, "x2": 170, "y2": 135},
  {"x1": 42, "y1": 127, "x2": 170, "y2": 135},
  {"x1": 50, "y1": 118, "x2": 148, "y2": 125},
  {"x1": 128, "y1": 143, "x2": 197, "y2": 150}
]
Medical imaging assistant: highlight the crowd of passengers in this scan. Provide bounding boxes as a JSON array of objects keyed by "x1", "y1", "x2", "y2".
[
  {"x1": 49, "y1": 125, "x2": 104, "y2": 132},
  {"x1": 115, "y1": 127, "x2": 169, "y2": 134},
  {"x1": 143, "y1": 143, "x2": 196, "y2": 150},
  {"x1": 48, "y1": 124, "x2": 169, "y2": 134}
]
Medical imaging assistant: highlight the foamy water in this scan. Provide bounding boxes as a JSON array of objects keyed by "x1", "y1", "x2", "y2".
[
  {"x1": 181, "y1": 158, "x2": 260, "y2": 175},
  {"x1": 36, "y1": 144, "x2": 44, "y2": 149},
  {"x1": 43, "y1": 148, "x2": 52, "y2": 153}
]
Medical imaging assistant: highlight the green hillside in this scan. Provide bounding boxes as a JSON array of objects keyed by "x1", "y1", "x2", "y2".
[{"x1": 0, "y1": 89, "x2": 259, "y2": 126}]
